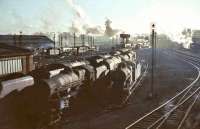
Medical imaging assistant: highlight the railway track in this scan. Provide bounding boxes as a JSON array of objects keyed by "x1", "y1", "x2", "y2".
[
  {"x1": 125, "y1": 50, "x2": 200, "y2": 129},
  {"x1": 121, "y1": 64, "x2": 149, "y2": 106}
]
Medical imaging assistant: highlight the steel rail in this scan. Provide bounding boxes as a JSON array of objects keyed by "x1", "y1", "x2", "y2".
[
  {"x1": 150, "y1": 50, "x2": 200, "y2": 129},
  {"x1": 146, "y1": 51, "x2": 200, "y2": 129},
  {"x1": 177, "y1": 90, "x2": 200, "y2": 129},
  {"x1": 148, "y1": 50, "x2": 200, "y2": 129},
  {"x1": 153, "y1": 85, "x2": 200, "y2": 129},
  {"x1": 122, "y1": 63, "x2": 149, "y2": 105},
  {"x1": 125, "y1": 50, "x2": 200, "y2": 129}
]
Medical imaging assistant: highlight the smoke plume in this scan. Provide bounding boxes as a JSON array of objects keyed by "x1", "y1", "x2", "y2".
[
  {"x1": 83, "y1": 25, "x2": 104, "y2": 35},
  {"x1": 69, "y1": 20, "x2": 83, "y2": 33},
  {"x1": 66, "y1": 0, "x2": 121, "y2": 37},
  {"x1": 67, "y1": 0, "x2": 90, "y2": 34},
  {"x1": 67, "y1": 0, "x2": 86, "y2": 19},
  {"x1": 104, "y1": 19, "x2": 121, "y2": 37}
]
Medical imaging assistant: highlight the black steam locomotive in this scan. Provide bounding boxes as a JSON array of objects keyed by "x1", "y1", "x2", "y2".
[{"x1": 0, "y1": 48, "x2": 139, "y2": 128}]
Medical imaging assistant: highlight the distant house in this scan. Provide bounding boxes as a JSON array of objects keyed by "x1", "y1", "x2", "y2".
[
  {"x1": 0, "y1": 35, "x2": 54, "y2": 50},
  {"x1": 192, "y1": 30, "x2": 200, "y2": 44},
  {"x1": 0, "y1": 44, "x2": 34, "y2": 77}
]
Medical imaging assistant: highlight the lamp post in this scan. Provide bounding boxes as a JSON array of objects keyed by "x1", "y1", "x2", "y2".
[
  {"x1": 73, "y1": 33, "x2": 76, "y2": 48},
  {"x1": 150, "y1": 23, "x2": 156, "y2": 98}
]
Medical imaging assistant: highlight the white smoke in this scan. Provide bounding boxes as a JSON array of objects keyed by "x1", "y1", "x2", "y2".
[
  {"x1": 173, "y1": 29, "x2": 193, "y2": 49},
  {"x1": 66, "y1": 0, "x2": 122, "y2": 37},
  {"x1": 83, "y1": 25, "x2": 104, "y2": 35},
  {"x1": 69, "y1": 20, "x2": 83, "y2": 33},
  {"x1": 66, "y1": 0, "x2": 103, "y2": 35},
  {"x1": 8, "y1": 5, "x2": 67, "y2": 34},
  {"x1": 68, "y1": 20, "x2": 104, "y2": 35},
  {"x1": 104, "y1": 19, "x2": 121, "y2": 37},
  {"x1": 67, "y1": 0, "x2": 86, "y2": 19},
  {"x1": 67, "y1": 0, "x2": 91, "y2": 34}
]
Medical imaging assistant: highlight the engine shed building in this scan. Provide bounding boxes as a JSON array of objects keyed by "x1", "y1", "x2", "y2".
[
  {"x1": 0, "y1": 44, "x2": 34, "y2": 77},
  {"x1": 0, "y1": 35, "x2": 54, "y2": 51}
]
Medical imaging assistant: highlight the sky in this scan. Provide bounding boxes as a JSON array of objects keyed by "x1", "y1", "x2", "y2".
[{"x1": 0, "y1": 0, "x2": 200, "y2": 35}]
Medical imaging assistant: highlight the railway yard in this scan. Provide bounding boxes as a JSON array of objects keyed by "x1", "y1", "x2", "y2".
[
  {"x1": 50, "y1": 48, "x2": 200, "y2": 129},
  {"x1": 1, "y1": 1, "x2": 200, "y2": 129},
  {"x1": 1, "y1": 46, "x2": 200, "y2": 129}
]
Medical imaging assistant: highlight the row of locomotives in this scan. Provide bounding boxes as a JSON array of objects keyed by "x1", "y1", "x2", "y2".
[
  {"x1": 29, "y1": 62, "x2": 91, "y2": 125},
  {"x1": 89, "y1": 49, "x2": 136, "y2": 106},
  {"x1": 0, "y1": 63, "x2": 88, "y2": 129},
  {"x1": 108, "y1": 62, "x2": 134, "y2": 105},
  {"x1": 107, "y1": 61, "x2": 143, "y2": 106},
  {"x1": 0, "y1": 48, "x2": 139, "y2": 128}
]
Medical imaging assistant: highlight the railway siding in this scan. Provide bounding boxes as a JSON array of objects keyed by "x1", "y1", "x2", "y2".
[{"x1": 58, "y1": 49, "x2": 198, "y2": 129}]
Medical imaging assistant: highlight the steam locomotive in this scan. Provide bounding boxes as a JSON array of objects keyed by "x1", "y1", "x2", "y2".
[{"x1": 0, "y1": 48, "x2": 141, "y2": 128}]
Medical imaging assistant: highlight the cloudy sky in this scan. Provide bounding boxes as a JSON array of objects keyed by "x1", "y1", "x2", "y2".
[{"x1": 0, "y1": 0, "x2": 200, "y2": 35}]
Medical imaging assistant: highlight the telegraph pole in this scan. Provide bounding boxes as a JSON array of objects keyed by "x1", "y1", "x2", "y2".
[
  {"x1": 150, "y1": 23, "x2": 156, "y2": 98},
  {"x1": 92, "y1": 37, "x2": 95, "y2": 47},
  {"x1": 61, "y1": 34, "x2": 63, "y2": 48},
  {"x1": 81, "y1": 34, "x2": 85, "y2": 46},
  {"x1": 53, "y1": 32, "x2": 56, "y2": 54},
  {"x1": 90, "y1": 36, "x2": 93, "y2": 48},
  {"x1": 73, "y1": 33, "x2": 76, "y2": 48}
]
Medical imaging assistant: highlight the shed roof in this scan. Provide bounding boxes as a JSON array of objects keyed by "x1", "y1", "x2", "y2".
[
  {"x1": 0, "y1": 44, "x2": 32, "y2": 58},
  {"x1": 0, "y1": 35, "x2": 54, "y2": 50}
]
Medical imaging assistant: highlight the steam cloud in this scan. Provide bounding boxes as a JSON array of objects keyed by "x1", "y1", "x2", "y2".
[
  {"x1": 66, "y1": 0, "x2": 122, "y2": 37},
  {"x1": 104, "y1": 19, "x2": 121, "y2": 37},
  {"x1": 2, "y1": 0, "x2": 122, "y2": 36},
  {"x1": 69, "y1": 20, "x2": 82, "y2": 33},
  {"x1": 67, "y1": 0, "x2": 86, "y2": 19},
  {"x1": 83, "y1": 25, "x2": 104, "y2": 35},
  {"x1": 172, "y1": 28, "x2": 193, "y2": 49},
  {"x1": 7, "y1": 5, "x2": 67, "y2": 34}
]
